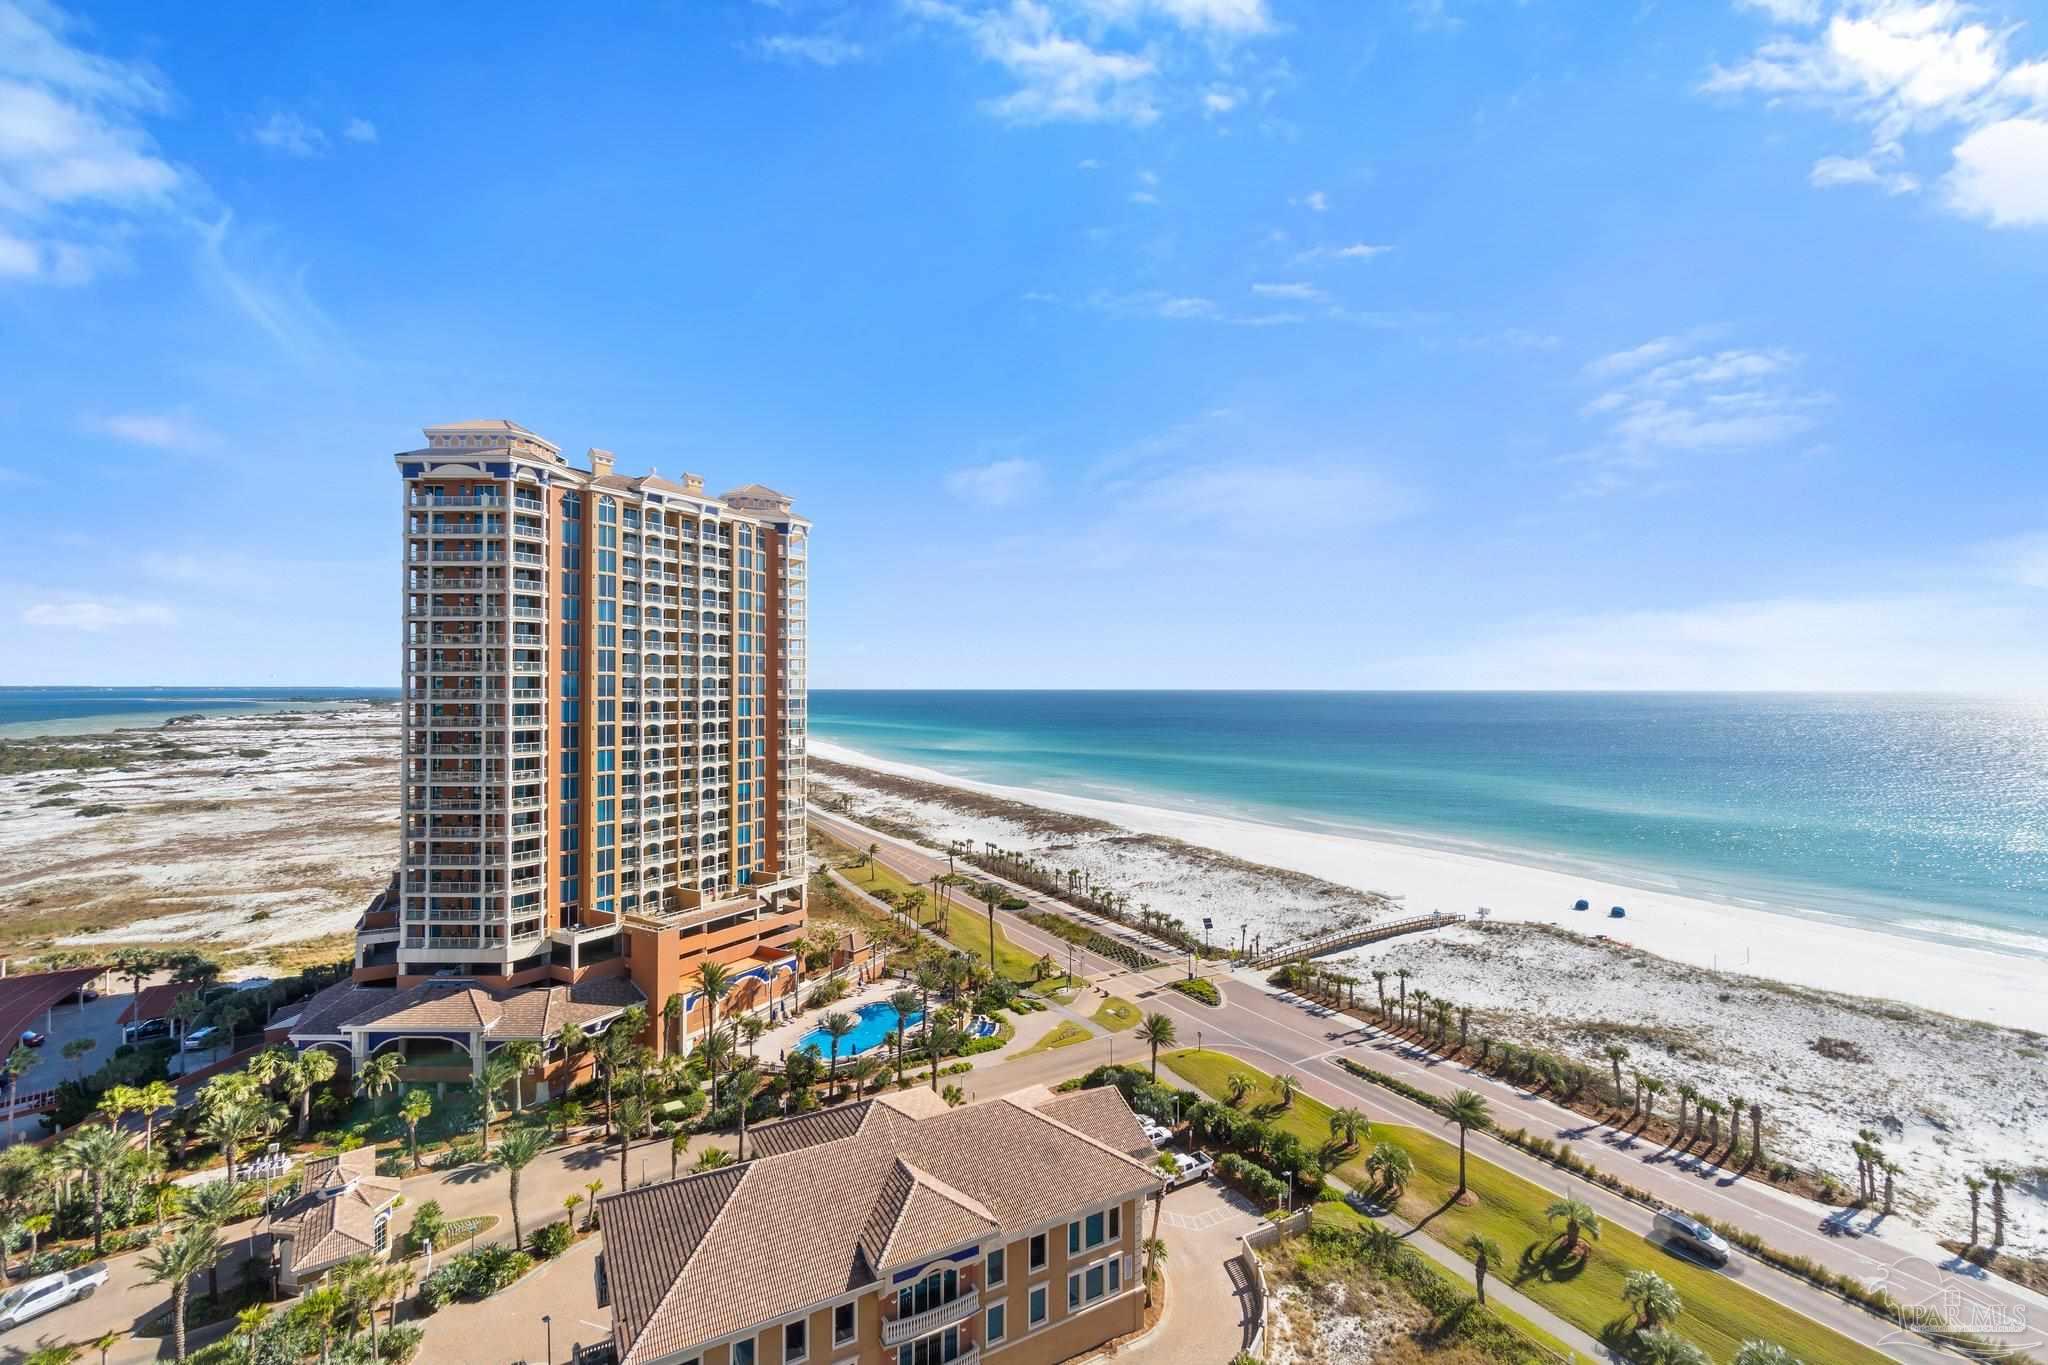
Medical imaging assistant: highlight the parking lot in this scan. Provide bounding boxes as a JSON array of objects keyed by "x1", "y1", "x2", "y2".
[{"x1": 0, "y1": 972, "x2": 133, "y2": 1140}]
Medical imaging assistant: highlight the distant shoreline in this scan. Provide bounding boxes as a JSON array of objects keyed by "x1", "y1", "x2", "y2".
[
  {"x1": 0, "y1": 689, "x2": 400, "y2": 741},
  {"x1": 811, "y1": 737, "x2": 2048, "y2": 1031}
]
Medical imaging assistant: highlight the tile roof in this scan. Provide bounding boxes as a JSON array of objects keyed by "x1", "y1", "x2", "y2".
[
  {"x1": 286, "y1": 977, "x2": 642, "y2": 1044},
  {"x1": 1034, "y1": 1087, "x2": 1159, "y2": 1161},
  {"x1": 270, "y1": 1148, "x2": 401, "y2": 1274},
  {"x1": 601, "y1": 1085, "x2": 1160, "y2": 1364}
]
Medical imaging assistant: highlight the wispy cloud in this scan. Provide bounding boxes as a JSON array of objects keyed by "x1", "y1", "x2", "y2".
[
  {"x1": 905, "y1": 0, "x2": 1271, "y2": 126},
  {"x1": 757, "y1": 33, "x2": 867, "y2": 65},
  {"x1": 251, "y1": 111, "x2": 327, "y2": 158},
  {"x1": 1296, "y1": 241, "x2": 1392, "y2": 263},
  {"x1": 1706, "y1": 0, "x2": 2048, "y2": 227},
  {"x1": 87, "y1": 412, "x2": 219, "y2": 451},
  {"x1": 22, "y1": 597, "x2": 176, "y2": 630},
  {"x1": 1570, "y1": 333, "x2": 1829, "y2": 493},
  {"x1": 946, "y1": 456, "x2": 1045, "y2": 506},
  {"x1": 1293, "y1": 189, "x2": 1329, "y2": 212},
  {"x1": 0, "y1": 0, "x2": 180, "y2": 284},
  {"x1": 342, "y1": 117, "x2": 378, "y2": 143},
  {"x1": 1250, "y1": 281, "x2": 1322, "y2": 300}
]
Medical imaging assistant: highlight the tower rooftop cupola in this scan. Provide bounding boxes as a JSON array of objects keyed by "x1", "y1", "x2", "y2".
[{"x1": 422, "y1": 419, "x2": 564, "y2": 463}]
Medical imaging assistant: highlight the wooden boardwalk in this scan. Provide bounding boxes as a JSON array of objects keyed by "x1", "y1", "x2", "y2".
[{"x1": 1249, "y1": 912, "x2": 1464, "y2": 968}]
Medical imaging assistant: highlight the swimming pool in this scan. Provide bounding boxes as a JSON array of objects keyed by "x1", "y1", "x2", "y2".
[{"x1": 795, "y1": 1000, "x2": 921, "y2": 1058}]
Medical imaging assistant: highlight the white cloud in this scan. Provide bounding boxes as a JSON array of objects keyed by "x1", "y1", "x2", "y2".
[
  {"x1": 1294, "y1": 189, "x2": 1328, "y2": 212},
  {"x1": 1250, "y1": 281, "x2": 1322, "y2": 300},
  {"x1": 251, "y1": 111, "x2": 326, "y2": 157},
  {"x1": 908, "y1": 0, "x2": 1269, "y2": 125},
  {"x1": 1707, "y1": 1, "x2": 2048, "y2": 226},
  {"x1": 1077, "y1": 157, "x2": 1102, "y2": 169},
  {"x1": 342, "y1": 117, "x2": 378, "y2": 143},
  {"x1": 89, "y1": 412, "x2": 218, "y2": 451},
  {"x1": 1128, "y1": 190, "x2": 1158, "y2": 204},
  {"x1": 1296, "y1": 241, "x2": 1391, "y2": 263},
  {"x1": 22, "y1": 598, "x2": 176, "y2": 630},
  {"x1": 1945, "y1": 116, "x2": 2048, "y2": 225},
  {"x1": 0, "y1": 2, "x2": 180, "y2": 283},
  {"x1": 1809, "y1": 152, "x2": 1919, "y2": 192},
  {"x1": 1203, "y1": 87, "x2": 1240, "y2": 113},
  {"x1": 1736, "y1": 0, "x2": 1822, "y2": 21},
  {"x1": 757, "y1": 33, "x2": 867, "y2": 65},
  {"x1": 1388, "y1": 589, "x2": 2048, "y2": 691},
  {"x1": 1570, "y1": 334, "x2": 1827, "y2": 491},
  {"x1": 946, "y1": 457, "x2": 1045, "y2": 506}
]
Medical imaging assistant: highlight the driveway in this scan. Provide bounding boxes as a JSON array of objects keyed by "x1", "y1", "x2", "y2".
[
  {"x1": 413, "y1": 1234, "x2": 608, "y2": 1365},
  {"x1": 1110, "y1": 1178, "x2": 1264, "y2": 1365}
]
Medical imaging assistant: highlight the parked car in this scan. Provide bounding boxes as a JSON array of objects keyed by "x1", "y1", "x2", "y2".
[
  {"x1": 1654, "y1": 1209, "x2": 1731, "y2": 1266},
  {"x1": 1141, "y1": 1121, "x2": 1173, "y2": 1148},
  {"x1": 0, "y1": 1264, "x2": 107, "y2": 1330},
  {"x1": 17, "y1": 1031, "x2": 44, "y2": 1048},
  {"x1": 1166, "y1": 1151, "x2": 1215, "y2": 1188},
  {"x1": 181, "y1": 1025, "x2": 223, "y2": 1052},
  {"x1": 122, "y1": 1017, "x2": 171, "y2": 1042}
]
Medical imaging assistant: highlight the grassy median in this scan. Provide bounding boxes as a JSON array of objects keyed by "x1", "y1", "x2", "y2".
[
  {"x1": 1160, "y1": 1049, "x2": 1890, "y2": 1365},
  {"x1": 823, "y1": 836, "x2": 1045, "y2": 983}
]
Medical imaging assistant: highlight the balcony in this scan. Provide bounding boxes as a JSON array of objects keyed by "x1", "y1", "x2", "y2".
[{"x1": 409, "y1": 492, "x2": 504, "y2": 509}]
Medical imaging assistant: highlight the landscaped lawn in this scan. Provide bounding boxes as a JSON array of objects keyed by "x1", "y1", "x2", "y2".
[
  {"x1": 1018, "y1": 1020, "x2": 1094, "y2": 1056},
  {"x1": 1159, "y1": 1050, "x2": 1890, "y2": 1365},
  {"x1": 1091, "y1": 996, "x2": 1140, "y2": 1030},
  {"x1": 822, "y1": 836, "x2": 1044, "y2": 983}
]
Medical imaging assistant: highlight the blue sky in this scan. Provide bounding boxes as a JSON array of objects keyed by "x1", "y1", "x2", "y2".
[{"x1": 2, "y1": 0, "x2": 2046, "y2": 690}]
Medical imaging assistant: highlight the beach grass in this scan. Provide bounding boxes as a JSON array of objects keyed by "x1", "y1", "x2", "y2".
[
  {"x1": 1160, "y1": 1049, "x2": 1892, "y2": 1365},
  {"x1": 1091, "y1": 996, "x2": 1140, "y2": 1031},
  {"x1": 1311, "y1": 1199, "x2": 1591, "y2": 1361},
  {"x1": 823, "y1": 837, "x2": 1045, "y2": 983},
  {"x1": 1019, "y1": 1021, "x2": 1094, "y2": 1056}
]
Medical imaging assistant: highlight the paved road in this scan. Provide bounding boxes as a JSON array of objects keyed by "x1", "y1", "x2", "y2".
[
  {"x1": 812, "y1": 808, "x2": 2047, "y2": 1365},
  {"x1": 1115, "y1": 1179, "x2": 1264, "y2": 1365}
]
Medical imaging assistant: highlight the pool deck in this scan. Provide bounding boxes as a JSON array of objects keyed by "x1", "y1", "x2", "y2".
[{"x1": 751, "y1": 976, "x2": 1076, "y2": 1074}]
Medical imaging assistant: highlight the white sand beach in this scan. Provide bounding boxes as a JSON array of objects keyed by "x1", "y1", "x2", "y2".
[
  {"x1": 811, "y1": 739, "x2": 2048, "y2": 1258},
  {"x1": 811, "y1": 740, "x2": 2048, "y2": 1032}
]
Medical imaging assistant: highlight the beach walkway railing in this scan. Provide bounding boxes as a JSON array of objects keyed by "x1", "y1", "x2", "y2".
[{"x1": 1249, "y1": 912, "x2": 1464, "y2": 968}]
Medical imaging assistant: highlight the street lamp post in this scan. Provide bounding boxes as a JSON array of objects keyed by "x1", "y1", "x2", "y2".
[{"x1": 543, "y1": 1314, "x2": 553, "y2": 1365}]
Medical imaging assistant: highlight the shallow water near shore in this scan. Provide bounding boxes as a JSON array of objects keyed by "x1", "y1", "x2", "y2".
[{"x1": 813, "y1": 689, "x2": 2048, "y2": 961}]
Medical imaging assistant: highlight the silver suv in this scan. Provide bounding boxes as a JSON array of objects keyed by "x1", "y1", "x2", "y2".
[{"x1": 1655, "y1": 1209, "x2": 1731, "y2": 1265}]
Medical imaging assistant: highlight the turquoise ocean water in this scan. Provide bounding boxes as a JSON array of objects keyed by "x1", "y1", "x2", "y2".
[
  {"x1": 811, "y1": 691, "x2": 2048, "y2": 956},
  {"x1": 0, "y1": 686, "x2": 402, "y2": 738}
]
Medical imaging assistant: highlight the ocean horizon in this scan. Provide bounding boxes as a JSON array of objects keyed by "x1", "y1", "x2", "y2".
[
  {"x1": 0, "y1": 686, "x2": 402, "y2": 738},
  {"x1": 811, "y1": 689, "x2": 2048, "y2": 958}
]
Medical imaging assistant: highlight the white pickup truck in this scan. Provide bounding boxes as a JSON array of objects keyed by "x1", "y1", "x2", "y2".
[{"x1": 0, "y1": 1264, "x2": 108, "y2": 1331}]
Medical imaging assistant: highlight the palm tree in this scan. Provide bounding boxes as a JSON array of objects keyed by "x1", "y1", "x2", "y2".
[
  {"x1": 504, "y1": 1040, "x2": 544, "y2": 1112},
  {"x1": 97, "y1": 1084, "x2": 136, "y2": 1133},
  {"x1": 1986, "y1": 1166, "x2": 2013, "y2": 1245},
  {"x1": 493, "y1": 1125, "x2": 548, "y2": 1247},
  {"x1": 1444, "y1": 1089, "x2": 1491, "y2": 1197},
  {"x1": 198, "y1": 1099, "x2": 266, "y2": 1186},
  {"x1": 848, "y1": 1055, "x2": 884, "y2": 1098},
  {"x1": 354, "y1": 1052, "x2": 402, "y2": 1114},
  {"x1": 889, "y1": 989, "x2": 919, "y2": 1083},
  {"x1": 1274, "y1": 1074, "x2": 1299, "y2": 1110},
  {"x1": 1964, "y1": 1175, "x2": 1986, "y2": 1245},
  {"x1": 976, "y1": 881, "x2": 1003, "y2": 974},
  {"x1": 5, "y1": 1043, "x2": 36, "y2": 1125},
  {"x1": 865, "y1": 841, "x2": 880, "y2": 878},
  {"x1": 1366, "y1": 1141, "x2": 1414, "y2": 1193},
  {"x1": 287, "y1": 1048, "x2": 338, "y2": 1139},
  {"x1": 1641, "y1": 1076, "x2": 1666, "y2": 1126},
  {"x1": 234, "y1": 1305, "x2": 272, "y2": 1362},
  {"x1": 1370, "y1": 970, "x2": 1389, "y2": 1015},
  {"x1": 1545, "y1": 1196, "x2": 1600, "y2": 1255},
  {"x1": 692, "y1": 1146, "x2": 735, "y2": 1172},
  {"x1": 23, "y1": 1344, "x2": 81, "y2": 1365},
  {"x1": 399, "y1": 1089, "x2": 434, "y2": 1170},
  {"x1": 1225, "y1": 1072, "x2": 1252, "y2": 1107},
  {"x1": 615, "y1": 1095, "x2": 650, "y2": 1191},
  {"x1": 1395, "y1": 967, "x2": 1410, "y2": 1014},
  {"x1": 1603, "y1": 1044, "x2": 1631, "y2": 1106},
  {"x1": 1733, "y1": 1343, "x2": 1801, "y2": 1365},
  {"x1": 662, "y1": 991, "x2": 685, "y2": 1057},
  {"x1": 1327, "y1": 1107, "x2": 1369, "y2": 1154},
  {"x1": 135, "y1": 1079, "x2": 176, "y2": 1153},
  {"x1": 1638, "y1": 1330, "x2": 1711, "y2": 1365},
  {"x1": 1464, "y1": 1234, "x2": 1504, "y2": 1306},
  {"x1": 1674, "y1": 1083, "x2": 1696, "y2": 1141},
  {"x1": 479, "y1": 1050, "x2": 521, "y2": 1150},
  {"x1": 1136, "y1": 1013, "x2": 1177, "y2": 1079},
  {"x1": 142, "y1": 1222, "x2": 221, "y2": 1363},
  {"x1": 727, "y1": 1069, "x2": 763, "y2": 1160},
  {"x1": 819, "y1": 1011, "x2": 857, "y2": 1095},
  {"x1": 179, "y1": 1178, "x2": 248, "y2": 1305},
  {"x1": 693, "y1": 960, "x2": 733, "y2": 1104},
  {"x1": 1622, "y1": 1268, "x2": 1682, "y2": 1329}
]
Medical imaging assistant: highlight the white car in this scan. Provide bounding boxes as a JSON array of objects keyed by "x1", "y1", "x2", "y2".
[
  {"x1": 1166, "y1": 1151, "x2": 1215, "y2": 1188},
  {"x1": 0, "y1": 1265, "x2": 107, "y2": 1331},
  {"x1": 1655, "y1": 1209, "x2": 1731, "y2": 1266},
  {"x1": 181, "y1": 1025, "x2": 223, "y2": 1052},
  {"x1": 1141, "y1": 1122, "x2": 1173, "y2": 1148}
]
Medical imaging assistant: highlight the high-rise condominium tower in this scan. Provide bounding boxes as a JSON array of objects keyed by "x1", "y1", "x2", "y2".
[{"x1": 355, "y1": 420, "x2": 809, "y2": 1029}]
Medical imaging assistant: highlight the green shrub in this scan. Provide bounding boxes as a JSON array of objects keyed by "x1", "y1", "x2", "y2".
[
  {"x1": 530, "y1": 1220, "x2": 576, "y2": 1259},
  {"x1": 419, "y1": 1245, "x2": 533, "y2": 1310},
  {"x1": 74, "y1": 803, "x2": 122, "y2": 817},
  {"x1": 1167, "y1": 977, "x2": 1221, "y2": 1007},
  {"x1": 379, "y1": 1325, "x2": 424, "y2": 1362}
]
